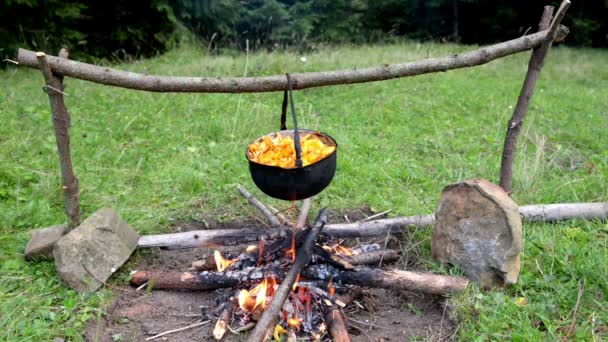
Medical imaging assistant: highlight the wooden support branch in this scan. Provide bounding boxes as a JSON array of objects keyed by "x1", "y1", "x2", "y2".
[
  {"x1": 246, "y1": 209, "x2": 329, "y2": 342},
  {"x1": 499, "y1": 1, "x2": 571, "y2": 193},
  {"x1": 296, "y1": 198, "x2": 312, "y2": 228},
  {"x1": 35, "y1": 52, "x2": 80, "y2": 229},
  {"x1": 237, "y1": 185, "x2": 282, "y2": 227},
  {"x1": 304, "y1": 265, "x2": 469, "y2": 295},
  {"x1": 137, "y1": 202, "x2": 608, "y2": 249},
  {"x1": 16, "y1": 25, "x2": 568, "y2": 94}
]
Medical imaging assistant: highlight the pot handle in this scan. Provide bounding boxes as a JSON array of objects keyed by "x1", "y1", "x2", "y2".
[{"x1": 284, "y1": 73, "x2": 303, "y2": 168}]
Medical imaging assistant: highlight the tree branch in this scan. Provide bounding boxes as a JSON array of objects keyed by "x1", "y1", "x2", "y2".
[
  {"x1": 17, "y1": 26, "x2": 568, "y2": 94},
  {"x1": 35, "y1": 52, "x2": 81, "y2": 229},
  {"x1": 499, "y1": 1, "x2": 571, "y2": 193}
]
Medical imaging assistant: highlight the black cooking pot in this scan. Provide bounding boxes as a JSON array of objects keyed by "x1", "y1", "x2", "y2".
[
  {"x1": 245, "y1": 74, "x2": 338, "y2": 201},
  {"x1": 246, "y1": 129, "x2": 337, "y2": 200}
]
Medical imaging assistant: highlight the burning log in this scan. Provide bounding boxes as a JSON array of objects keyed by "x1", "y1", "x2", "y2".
[
  {"x1": 349, "y1": 249, "x2": 400, "y2": 266},
  {"x1": 304, "y1": 265, "x2": 469, "y2": 295},
  {"x1": 246, "y1": 209, "x2": 329, "y2": 342},
  {"x1": 131, "y1": 268, "x2": 285, "y2": 291},
  {"x1": 213, "y1": 301, "x2": 235, "y2": 340},
  {"x1": 325, "y1": 287, "x2": 363, "y2": 342}
]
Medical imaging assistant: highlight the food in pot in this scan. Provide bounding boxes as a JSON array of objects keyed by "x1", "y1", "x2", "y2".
[{"x1": 248, "y1": 132, "x2": 335, "y2": 168}]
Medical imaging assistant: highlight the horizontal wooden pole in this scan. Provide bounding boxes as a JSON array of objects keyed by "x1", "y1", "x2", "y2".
[
  {"x1": 137, "y1": 202, "x2": 607, "y2": 249},
  {"x1": 16, "y1": 26, "x2": 568, "y2": 94}
]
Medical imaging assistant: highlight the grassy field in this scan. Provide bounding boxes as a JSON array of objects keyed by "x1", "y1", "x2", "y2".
[{"x1": 1, "y1": 42, "x2": 607, "y2": 341}]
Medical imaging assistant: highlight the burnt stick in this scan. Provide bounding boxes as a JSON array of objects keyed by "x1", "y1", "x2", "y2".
[{"x1": 246, "y1": 208, "x2": 329, "y2": 342}]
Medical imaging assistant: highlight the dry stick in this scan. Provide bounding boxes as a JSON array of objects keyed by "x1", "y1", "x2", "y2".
[
  {"x1": 145, "y1": 320, "x2": 210, "y2": 341},
  {"x1": 326, "y1": 287, "x2": 363, "y2": 342},
  {"x1": 16, "y1": 24, "x2": 568, "y2": 94},
  {"x1": 137, "y1": 202, "x2": 608, "y2": 249},
  {"x1": 354, "y1": 209, "x2": 392, "y2": 223},
  {"x1": 213, "y1": 301, "x2": 235, "y2": 340},
  {"x1": 35, "y1": 51, "x2": 80, "y2": 229},
  {"x1": 566, "y1": 281, "x2": 585, "y2": 337},
  {"x1": 268, "y1": 205, "x2": 291, "y2": 226},
  {"x1": 296, "y1": 198, "x2": 312, "y2": 228},
  {"x1": 499, "y1": 1, "x2": 571, "y2": 194},
  {"x1": 349, "y1": 249, "x2": 400, "y2": 266},
  {"x1": 237, "y1": 185, "x2": 282, "y2": 227},
  {"x1": 246, "y1": 209, "x2": 329, "y2": 342}
]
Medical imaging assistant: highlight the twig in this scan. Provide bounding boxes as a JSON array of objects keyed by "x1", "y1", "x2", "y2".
[
  {"x1": 43, "y1": 85, "x2": 69, "y2": 96},
  {"x1": 246, "y1": 209, "x2": 329, "y2": 342},
  {"x1": 145, "y1": 320, "x2": 210, "y2": 341},
  {"x1": 499, "y1": 0, "x2": 571, "y2": 193},
  {"x1": 355, "y1": 209, "x2": 392, "y2": 223},
  {"x1": 228, "y1": 322, "x2": 255, "y2": 334},
  {"x1": 237, "y1": 185, "x2": 282, "y2": 227},
  {"x1": 268, "y1": 205, "x2": 291, "y2": 226},
  {"x1": 135, "y1": 281, "x2": 148, "y2": 291},
  {"x1": 566, "y1": 281, "x2": 584, "y2": 337},
  {"x1": 296, "y1": 198, "x2": 312, "y2": 228}
]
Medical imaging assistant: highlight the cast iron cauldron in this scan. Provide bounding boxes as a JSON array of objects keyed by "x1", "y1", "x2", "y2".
[
  {"x1": 245, "y1": 73, "x2": 338, "y2": 201},
  {"x1": 246, "y1": 129, "x2": 337, "y2": 201}
]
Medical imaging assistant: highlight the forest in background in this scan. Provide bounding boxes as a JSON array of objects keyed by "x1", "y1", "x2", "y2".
[{"x1": 1, "y1": 0, "x2": 607, "y2": 63}]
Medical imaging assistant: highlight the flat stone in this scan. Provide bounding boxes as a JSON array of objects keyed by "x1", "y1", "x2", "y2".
[
  {"x1": 431, "y1": 179, "x2": 522, "y2": 288},
  {"x1": 24, "y1": 224, "x2": 67, "y2": 261},
  {"x1": 53, "y1": 208, "x2": 139, "y2": 293}
]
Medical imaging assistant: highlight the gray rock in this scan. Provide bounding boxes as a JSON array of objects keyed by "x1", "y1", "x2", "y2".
[
  {"x1": 24, "y1": 224, "x2": 67, "y2": 261},
  {"x1": 53, "y1": 208, "x2": 139, "y2": 293},
  {"x1": 431, "y1": 179, "x2": 522, "y2": 288}
]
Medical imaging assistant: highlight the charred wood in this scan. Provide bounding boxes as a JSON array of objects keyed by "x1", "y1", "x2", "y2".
[{"x1": 246, "y1": 209, "x2": 328, "y2": 342}]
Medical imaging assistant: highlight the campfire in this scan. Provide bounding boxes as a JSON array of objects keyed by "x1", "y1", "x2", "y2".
[{"x1": 130, "y1": 188, "x2": 469, "y2": 341}]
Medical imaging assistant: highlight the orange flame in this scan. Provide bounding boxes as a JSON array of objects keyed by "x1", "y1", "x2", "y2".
[
  {"x1": 238, "y1": 277, "x2": 277, "y2": 312},
  {"x1": 214, "y1": 250, "x2": 237, "y2": 272},
  {"x1": 331, "y1": 244, "x2": 354, "y2": 257},
  {"x1": 328, "y1": 279, "x2": 335, "y2": 296}
]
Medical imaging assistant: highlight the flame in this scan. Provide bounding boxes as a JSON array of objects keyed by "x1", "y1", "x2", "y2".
[
  {"x1": 214, "y1": 250, "x2": 237, "y2": 272},
  {"x1": 238, "y1": 277, "x2": 277, "y2": 312},
  {"x1": 329, "y1": 244, "x2": 354, "y2": 257},
  {"x1": 285, "y1": 232, "x2": 297, "y2": 262},
  {"x1": 287, "y1": 317, "x2": 301, "y2": 330},
  {"x1": 328, "y1": 279, "x2": 335, "y2": 296}
]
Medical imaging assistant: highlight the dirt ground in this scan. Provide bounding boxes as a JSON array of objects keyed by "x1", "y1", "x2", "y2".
[{"x1": 86, "y1": 208, "x2": 457, "y2": 341}]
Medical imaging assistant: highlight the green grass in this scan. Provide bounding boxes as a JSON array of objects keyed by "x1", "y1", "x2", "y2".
[{"x1": 1, "y1": 42, "x2": 607, "y2": 340}]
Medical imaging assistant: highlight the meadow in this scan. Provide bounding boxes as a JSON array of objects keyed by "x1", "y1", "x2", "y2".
[{"x1": 1, "y1": 41, "x2": 607, "y2": 340}]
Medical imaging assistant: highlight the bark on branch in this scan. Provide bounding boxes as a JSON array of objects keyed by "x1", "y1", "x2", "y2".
[
  {"x1": 499, "y1": 1, "x2": 571, "y2": 193},
  {"x1": 35, "y1": 52, "x2": 81, "y2": 229},
  {"x1": 17, "y1": 26, "x2": 568, "y2": 94}
]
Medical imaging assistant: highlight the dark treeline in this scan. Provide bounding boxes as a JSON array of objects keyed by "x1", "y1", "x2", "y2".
[{"x1": 1, "y1": 0, "x2": 606, "y2": 63}]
